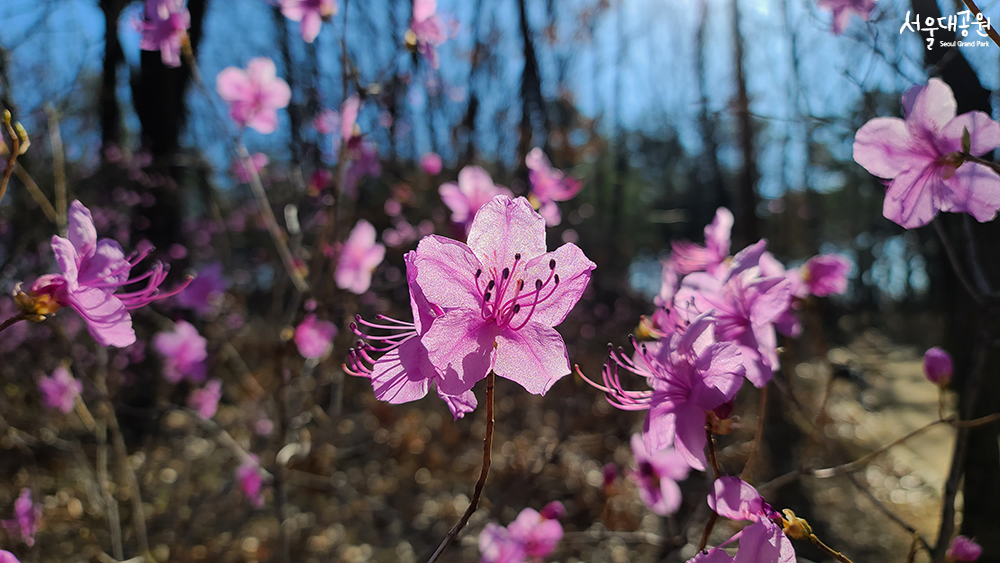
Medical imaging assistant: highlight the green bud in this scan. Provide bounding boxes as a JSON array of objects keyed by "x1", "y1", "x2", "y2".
[{"x1": 962, "y1": 126, "x2": 972, "y2": 154}]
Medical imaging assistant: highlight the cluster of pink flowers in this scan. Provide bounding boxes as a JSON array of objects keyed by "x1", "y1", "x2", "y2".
[
  {"x1": 347, "y1": 195, "x2": 595, "y2": 418},
  {"x1": 526, "y1": 148, "x2": 583, "y2": 227},
  {"x1": 690, "y1": 477, "x2": 793, "y2": 563},
  {"x1": 154, "y1": 320, "x2": 208, "y2": 383},
  {"x1": 279, "y1": 0, "x2": 337, "y2": 43},
  {"x1": 27, "y1": 201, "x2": 190, "y2": 347},
  {"x1": 216, "y1": 58, "x2": 292, "y2": 135},
  {"x1": 439, "y1": 166, "x2": 513, "y2": 235},
  {"x1": 408, "y1": 0, "x2": 448, "y2": 68},
  {"x1": 2, "y1": 489, "x2": 39, "y2": 547},
  {"x1": 314, "y1": 96, "x2": 381, "y2": 195},
  {"x1": 479, "y1": 502, "x2": 565, "y2": 563},
  {"x1": 335, "y1": 219, "x2": 386, "y2": 295},
  {"x1": 38, "y1": 365, "x2": 82, "y2": 414},
  {"x1": 139, "y1": 0, "x2": 190, "y2": 67}
]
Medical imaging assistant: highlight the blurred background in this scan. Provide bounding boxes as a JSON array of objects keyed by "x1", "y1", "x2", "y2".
[{"x1": 1, "y1": 0, "x2": 999, "y2": 561}]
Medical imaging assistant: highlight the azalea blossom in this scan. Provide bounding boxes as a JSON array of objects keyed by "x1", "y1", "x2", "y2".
[
  {"x1": 670, "y1": 207, "x2": 734, "y2": 277},
  {"x1": 216, "y1": 58, "x2": 292, "y2": 134},
  {"x1": 816, "y1": 0, "x2": 875, "y2": 34},
  {"x1": 38, "y1": 365, "x2": 82, "y2": 414},
  {"x1": 279, "y1": 0, "x2": 336, "y2": 43},
  {"x1": 408, "y1": 0, "x2": 447, "y2": 68},
  {"x1": 188, "y1": 379, "x2": 222, "y2": 418},
  {"x1": 154, "y1": 320, "x2": 208, "y2": 383},
  {"x1": 581, "y1": 312, "x2": 743, "y2": 470},
  {"x1": 479, "y1": 502, "x2": 564, "y2": 563},
  {"x1": 237, "y1": 457, "x2": 265, "y2": 508},
  {"x1": 947, "y1": 536, "x2": 982, "y2": 562},
  {"x1": 689, "y1": 477, "x2": 794, "y2": 563},
  {"x1": 439, "y1": 166, "x2": 513, "y2": 235},
  {"x1": 336, "y1": 220, "x2": 386, "y2": 294},
  {"x1": 346, "y1": 251, "x2": 477, "y2": 419},
  {"x1": 175, "y1": 262, "x2": 227, "y2": 315},
  {"x1": 139, "y1": 0, "x2": 190, "y2": 68},
  {"x1": 525, "y1": 148, "x2": 583, "y2": 226},
  {"x1": 2, "y1": 489, "x2": 38, "y2": 547},
  {"x1": 421, "y1": 152, "x2": 443, "y2": 175},
  {"x1": 629, "y1": 434, "x2": 690, "y2": 515},
  {"x1": 0, "y1": 550, "x2": 20, "y2": 563},
  {"x1": 923, "y1": 347, "x2": 953, "y2": 386},
  {"x1": 294, "y1": 314, "x2": 337, "y2": 359},
  {"x1": 27, "y1": 201, "x2": 190, "y2": 347},
  {"x1": 413, "y1": 195, "x2": 596, "y2": 396},
  {"x1": 854, "y1": 78, "x2": 1000, "y2": 229},
  {"x1": 801, "y1": 254, "x2": 850, "y2": 297}
]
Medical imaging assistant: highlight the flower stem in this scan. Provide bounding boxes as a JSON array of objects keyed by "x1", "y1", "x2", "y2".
[
  {"x1": 809, "y1": 533, "x2": 854, "y2": 563},
  {"x1": 740, "y1": 385, "x2": 768, "y2": 482},
  {"x1": 698, "y1": 415, "x2": 722, "y2": 551},
  {"x1": 0, "y1": 312, "x2": 25, "y2": 334},
  {"x1": 932, "y1": 219, "x2": 985, "y2": 304},
  {"x1": 425, "y1": 372, "x2": 495, "y2": 563}
]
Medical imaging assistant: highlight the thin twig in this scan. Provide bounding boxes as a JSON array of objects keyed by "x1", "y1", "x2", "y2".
[
  {"x1": 956, "y1": 0, "x2": 1000, "y2": 49},
  {"x1": 932, "y1": 220, "x2": 984, "y2": 304},
  {"x1": 740, "y1": 385, "x2": 768, "y2": 482},
  {"x1": 182, "y1": 408, "x2": 273, "y2": 481},
  {"x1": 0, "y1": 110, "x2": 19, "y2": 206},
  {"x1": 426, "y1": 372, "x2": 495, "y2": 563},
  {"x1": 810, "y1": 534, "x2": 854, "y2": 563},
  {"x1": 0, "y1": 312, "x2": 25, "y2": 334},
  {"x1": 45, "y1": 104, "x2": 68, "y2": 234},
  {"x1": 95, "y1": 393, "x2": 124, "y2": 560},
  {"x1": 843, "y1": 471, "x2": 933, "y2": 552},
  {"x1": 810, "y1": 419, "x2": 946, "y2": 478},
  {"x1": 12, "y1": 163, "x2": 57, "y2": 223},
  {"x1": 698, "y1": 415, "x2": 722, "y2": 551}
]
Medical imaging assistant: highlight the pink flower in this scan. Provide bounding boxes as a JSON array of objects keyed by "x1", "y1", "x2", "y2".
[
  {"x1": 216, "y1": 58, "x2": 291, "y2": 134},
  {"x1": 854, "y1": 78, "x2": 1000, "y2": 229},
  {"x1": 237, "y1": 457, "x2": 265, "y2": 508},
  {"x1": 817, "y1": 0, "x2": 875, "y2": 34},
  {"x1": 175, "y1": 262, "x2": 227, "y2": 315},
  {"x1": 2, "y1": 489, "x2": 39, "y2": 547},
  {"x1": 279, "y1": 0, "x2": 336, "y2": 43},
  {"x1": 439, "y1": 166, "x2": 513, "y2": 235},
  {"x1": 525, "y1": 148, "x2": 583, "y2": 226},
  {"x1": 294, "y1": 314, "x2": 337, "y2": 359},
  {"x1": 923, "y1": 347, "x2": 953, "y2": 386},
  {"x1": 629, "y1": 434, "x2": 690, "y2": 515},
  {"x1": 188, "y1": 379, "x2": 222, "y2": 418},
  {"x1": 479, "y1": 504, "x2": 564, "y2": 563},
  {"x1": 801, "y1": 254, "x2": 849, "y2": 297},
  {"x1": 670, "y1": 207, "x2": 734, "y2": 276},
  {"x1": 153, "y1": 320, "x2": 208, "y2": 383},
  {"x1": 409, "y1": 0, "x2": 447, "y2": 68},
  {"x1": 947, "y1": 536, "x2": 983, "y2": 562},
  {"x1": 139, "y1": 0, "x2": 190, "y2": 68},
  {"x1": 0, "y1": 550, "x2": 20, "y2": 563},
  {"x1": 691, "y1": 478, "x2": 794, "y2": 563},
  {"x1": 413, "y1": 196, "x2": 596, "y2": 396},
  {"x1": 230, "y1": 153, "x2": 269, "y2": 183},
  {"x1": 38, "y1": 365, "x2": 82, "y2": 414},
  {"x1": 336, "y1": 220, "x2": 386, "y2": 294},
  {"x1": 420, "y1": 152, "x2": 443, "y2": 175},
  {"x1": 582, "y1": 312, "x2": 743, "y2": 470},
  {"x1": 347, "y1": 252, "x2": 478, "y2": 419},
  {"x1": 29, "y1": 201, "x2": 190, "y2": 347}
]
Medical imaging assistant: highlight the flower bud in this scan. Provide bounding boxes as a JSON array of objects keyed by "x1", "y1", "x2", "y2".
[
  {"x1": 540, "y1": 501, "x2": 566, "y2": 520},
  {"x1": 947, "y1": 536, "x2": 982, "y2": 562},
  {"x1": 923, "y1": 347, "x2": 954, "y2": 386}
]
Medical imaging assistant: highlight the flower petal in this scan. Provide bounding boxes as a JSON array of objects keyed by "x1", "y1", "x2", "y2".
[
  {"x1": 513, "y1": 243, "x2": 595, "y2": 327},
  {"x1": 909, "y1": 78, "x2": 957, "y2": 136},
  {"x1": 369, "y1": 347, "x2": 431, "y2": 404},
  {"x1": 421, "y1": 309, "x2": 497, "y2": 395},
  {"x1": 940, "y1": 111, "x2": 1000, "y2": 156},
  {"x1": 216, "y1": 68, "x2": 251, "y2": 101},
  {"x1": 467, "y1": 196, "x2": 547, "y2": 265},
  {"x1": 882, "y1": 163, "x2": 938, "y2": 228},
  {"x1": 68, "y1": 287, "x2": 134, "y2": 347},
  {"x1": 67, "y1": 201, "x2": 97, "y2": 259},
  {"x1": 707, "y1": 476, "x2": 765, "y2": 521},
  {"x1": 436, "y1": 385, "x2": 477, "y2": 419},
  {"x1": 493, "y1": 321, "x2": 571, "y2": 395},
  {"x1": 643, "y1": 403, "x2": 676, "y2": 453},
  {"x1": 413, "y1": 235, "x2": 483, "y2": 311},
  {"x1": 853, "y1": 117, "x2": 920, "y2": 180},
  {"x1": 51, "y1": 236, "x2": 79, "y2": 285},
  {"x1": 672, "y1": 403, "x2": 708, "y2": 471},
  {"x1": 942, "y1": 162, "x2": 1000, "y2": 223}
]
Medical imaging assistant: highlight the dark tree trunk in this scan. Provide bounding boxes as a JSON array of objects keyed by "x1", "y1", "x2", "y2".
[
  {"x1": 516, "y1": 0, "x2": 547, "y2": 177},
  {"x1": 100, "y1": 0, "x2": 125, "y2": 151},
  {"x1": 731, "y1": 0, "x2": 759, "y2": 248}
]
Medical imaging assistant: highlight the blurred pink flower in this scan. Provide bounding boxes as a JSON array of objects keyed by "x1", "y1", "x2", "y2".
[
  {"x1": 294, "y1": 314, "x2": 337, "y2": 359},
  {"x1": 420, "y1": 152, "x2": 443, "y2": 175},
  {"x1": 948, "y1": 536, "x2": 982, "y2": 562},
  {"x1": 923, "y1": 347, "x2": 953, "y2": 386},
  {"x1": 409, "y1": 0, "x2": 447, "y2": 68},
  {"x1": 479, "y1": 503, "x2": 564, "y2": 563},
  {"x1": 188, "y1": 379, "x2": 222, "y2": 418},
  {"x1": 279, "y1": 0, "x2": 336, "y2": 43},
  {"x1": 854, "y1": 78, "x2": 1000, "y2": 229},
  {"x1": 2, "y1": 490, "x2": 38, "y2": 547},
  {"x1": 525, "y1": 148, "x2": 583, "y2": 226},
  {"x1": 140, "y1": 0, "x2": 190, "y2": 68},
  {"x1": 216, "y1": 58, "x2": 291, "y2": 134},
  {"x1": 670, "y1": 207, "x2": 734, "y2": 276},
  {"x1": 0, "y1": 550, "x2": 20, "y2": 563},
  {"x1": 801, "y1": 254, "x2": 850, "y2": 297},
  {"x1": 29, "y1": 201, "x2": 189, "y2": 347},
  {"x1": 38, "y1": 365, "x2": 82, "y2": 414},
  {"x1": 237, "y1": 457, "x2": 265, "y2": 508},
  {"x1": 817, "y1": 0, "x2": 875, "y2": 34},
  {"x1": 154, "y1": 320, "x2": 208, "y2": 383},
  {"x1": 439, "y1": 166, "x2": 513, "y2": 235},
  {"x1": 630, "y1": 434, "x2": 689, "y2": 515},
  {"x1": 175, "y1": 262, "x2": 227, "y2": 315},
  {"x1": 413, "y1": 196, "x2": 595, "y2": 396},
  {"x1": 231, "y1": 153, "x2": 269, "y2": 183},
  {"x1": 336, "y1": 220, "x2": 386, "y2": 294}
]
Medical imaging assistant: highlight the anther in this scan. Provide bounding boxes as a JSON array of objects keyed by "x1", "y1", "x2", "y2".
[
  {"x1": 502, "y1": 267, "x2": 510, "y2": 279},
  {"x1": 487, "y1": 280, "x2": 495, "y2": 291},
  {"x1": 512, "y1": 304, "x2": 521, "y2": 314},
  {"x1": 517, "y1": 280, "x2": 524, "y2": 291},
  {"x1": 515, "y1": 253, "x2": 521, "y2": 260},
  {"x1": 484, "y1": 292, "x2": 492, "y2": 302},
  {"x1": 535, "y1": 279, "x2": 543, "y2": 291},
  {"x1": 549, "y1": 259, "x2": 556, "y2": 270},
  {"x1": 475, "y1": 269, "x2": 482, "y2": 278},
  {"x1": 554, "y1": 274, "x2": 560, "y2": 284}
]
